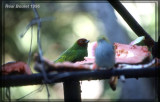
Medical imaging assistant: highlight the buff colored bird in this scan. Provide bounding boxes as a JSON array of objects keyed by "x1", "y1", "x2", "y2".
[
  {"x1": 95, "y1": 35, "x2": 117, "y2": 91},
  {"x1": 95, "y1": 35, "x2": 115, "y2": 69}
]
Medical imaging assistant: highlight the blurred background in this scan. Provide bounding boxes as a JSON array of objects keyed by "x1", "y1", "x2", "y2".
[{"x1": 3, "y1": 1, "x2": 157, "y2": 101}]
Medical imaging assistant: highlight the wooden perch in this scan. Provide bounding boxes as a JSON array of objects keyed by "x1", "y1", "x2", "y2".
[
  {"x1": 34, "y1": 54, "x2": 92, "y2": 73},
  {"x1": 34, "y1": 53, "x2": 159, "y2": 73}
]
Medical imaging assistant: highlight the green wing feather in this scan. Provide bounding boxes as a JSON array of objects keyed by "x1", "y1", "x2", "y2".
[
  {"x1": 54, "y1": 49, "x2": 87, "y2": 63},
  {"x1": 54, "y1": 50, "x2": 77, "y2": 63},
  {"x1": 54, "y1": 39, "x2": 88, "y2": 63}
]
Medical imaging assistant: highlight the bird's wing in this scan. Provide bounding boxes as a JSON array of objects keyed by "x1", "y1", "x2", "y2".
[{"x1": 54, "y1": 50, "x2": 77, "y2": 63}]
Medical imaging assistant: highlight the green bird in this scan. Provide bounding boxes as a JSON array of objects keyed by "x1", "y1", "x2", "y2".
[{"x1": 54, "y1": 38, "x2": 89, "y2": 63}]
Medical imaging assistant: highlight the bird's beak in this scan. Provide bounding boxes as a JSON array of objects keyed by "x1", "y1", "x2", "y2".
[{"x1": 86, "y1": 40, "x2": 90, "y2": 43}]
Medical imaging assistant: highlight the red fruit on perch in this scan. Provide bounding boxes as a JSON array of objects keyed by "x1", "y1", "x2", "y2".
[
  {"x1": 1, "y1": 61, "x2": 32, "y2": 75},
  {"x1": 84, "y1": 41, "x2": 151, "y2": 66},
  {"x1": 114, "y1": 43, "x2": 151, "y2": 64}
]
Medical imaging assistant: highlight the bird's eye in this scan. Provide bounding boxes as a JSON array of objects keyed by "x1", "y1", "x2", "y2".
[{"x1": 80, "y1": 40, "x2": 83, "y2": 44}]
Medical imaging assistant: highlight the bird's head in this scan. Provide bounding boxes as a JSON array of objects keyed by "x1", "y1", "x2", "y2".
[
  {"x1": 97, "y1": 35, "x2": 110, "y2": 43},
  {"x1": 77, "y1": 38, "x2": 90, "y2": 47}
]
